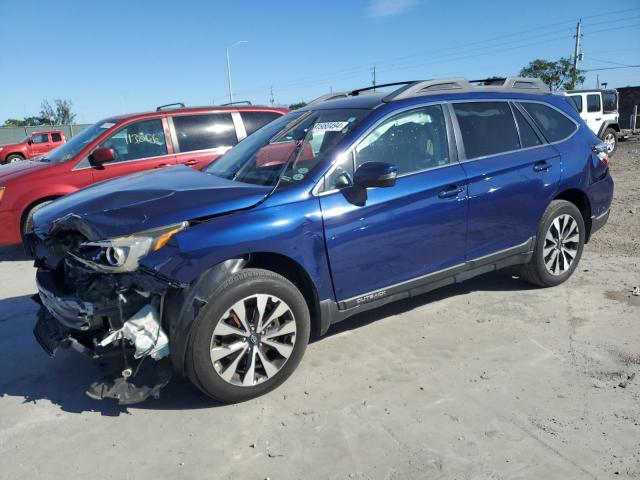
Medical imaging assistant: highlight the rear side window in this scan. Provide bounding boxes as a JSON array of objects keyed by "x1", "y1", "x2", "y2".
[
  {"x1": 587, "y1": 94, "x2": 601, "y2": 113},
  {"x1": 173, "y1": 114, "x2": 237, "y2": 152},
  {"x1": 240, "y1": 111, "x2": 282, "y2": 136},
  {"x1": 520, "y1": 102, "x2": 577, "y2": 143},
  {"x1": 513, "y1": 106, "x2": 543, "y2": 148},
  {"x1": 602, "y1": 92, "x2": 617, "y2": 114},
  {"x1": 569, "y1": 95, "x2": 582, "y2": 113},
  {"x1": 453, "y1": 102, "x2": 519, "y2": 159},
  {"x1": 51, "y1": 132, "x2": 63, "y2": 142}
]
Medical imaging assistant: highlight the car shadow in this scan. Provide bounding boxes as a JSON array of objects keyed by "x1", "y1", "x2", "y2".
[
  {"x1": 0, "y1": 244, "x2": 30, "y2": 262},
  {"x1": 0, "y1": 270, "x2": 534, "y2": 414}
]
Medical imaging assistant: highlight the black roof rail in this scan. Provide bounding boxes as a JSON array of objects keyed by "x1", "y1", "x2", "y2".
[
  {"x1": 350, "y1": 81, "x2": 417, "y2": 96},
  {"x1": 156, "y1": 102, "x2": 186, "y2": 111},
  {"x1": 220, "y1": 100, "x2": 252, "y2": 106},
  {"x1": 308, "y1": 81, "x2": 418, "y2": 106}
]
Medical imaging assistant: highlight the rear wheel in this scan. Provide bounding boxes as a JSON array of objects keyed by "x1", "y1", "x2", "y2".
[
  {"x1": 186, "y1": 268, "x2": 310, "y2": 403},
  {"x1": 519, "y1": 200, "x2": 585, "y2": 287},
  {"x1": 5, "y1": 153, "x2": 24, "y2": 163},
  {"x1": 602, "y1": 128, "x2": 617, "y2": 156}
]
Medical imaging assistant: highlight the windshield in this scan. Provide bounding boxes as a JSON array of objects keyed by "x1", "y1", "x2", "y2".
[
  {"x1": 206, "y1": 108, "x2": 369, "y2": 187},
  {"x1": 39, "y1": 120, "x2": 119, "y2": 163}
]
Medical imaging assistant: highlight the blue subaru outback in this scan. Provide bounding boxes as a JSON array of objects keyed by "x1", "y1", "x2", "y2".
[{"x1": 29, "y1": 77, "x2": 613, "y2": 404}]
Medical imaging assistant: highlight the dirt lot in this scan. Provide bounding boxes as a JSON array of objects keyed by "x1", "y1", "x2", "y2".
[{"x1": 0, "y1": 143, "x2": 638, "y2": 480}]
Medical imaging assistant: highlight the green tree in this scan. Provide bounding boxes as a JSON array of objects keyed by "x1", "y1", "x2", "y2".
[
  {"x1": 288, "y1": 102, "x2": 307, "y2": 110},
  {"x1": 519, "y1": 57, "x2": 585, "y2": 91},
  {"x1": 40, "y1": 98, "x2": 76, "y2": 125},
  {"x1": 2, "y1": 118, "x2": 27, "y2": 127}
]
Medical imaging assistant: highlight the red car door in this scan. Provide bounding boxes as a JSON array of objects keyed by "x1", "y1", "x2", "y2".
[
  {"x1": 90, "y1": 117, "x2": 176, "y2": 183},
  {"x1": 169, "y1": 112, "x2": 239, "y2": 170},
  {"x1": 30, "y1": 133, "x2": 52, "y2": 157}
]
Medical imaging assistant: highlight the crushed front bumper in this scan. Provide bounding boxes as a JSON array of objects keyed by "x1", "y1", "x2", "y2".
[{"x1": 33, "y1": 266, "x2": 175, "y2": 405}]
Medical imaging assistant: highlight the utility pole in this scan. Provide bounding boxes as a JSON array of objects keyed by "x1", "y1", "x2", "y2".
[
  {"x1": 226, "y1": 41, "x2": 248, "y2": 104},
  {"x1": 270, "y1": 86, "x2": 275, "y2": 106},
  {"x1": 372, "y1": 64, "x2": 377, "y2": 91},
  {"x1": 572, "y1": 20, "x2": 582, "y2": 89}
]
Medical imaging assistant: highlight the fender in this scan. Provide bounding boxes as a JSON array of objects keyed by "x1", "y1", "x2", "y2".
[
  {"x1": 597, "y1": 121, "x2": 620, "y2": 137},
  {"x1": 162, "y1": 257, "x2": 248, "y2": 375}
]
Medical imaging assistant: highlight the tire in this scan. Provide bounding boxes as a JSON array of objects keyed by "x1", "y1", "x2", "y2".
[
  {"x1": 601, "y1": 128, "x2": 617, "y2": 156},
  {"x1": 519, "y1": 200, "x2": 585, "y2": 288},
  {"x1": 186, "y1": 268, "x2": 310, "y2": 403},
  {"x1": 5, "y1": 153, "x2": 24, "y2": 164},
  {"x1": 22, "y1": 201, "x2": 53, "y2": 241}
]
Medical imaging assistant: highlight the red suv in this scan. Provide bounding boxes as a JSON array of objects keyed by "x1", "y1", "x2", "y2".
[
  {"x1": 0, "y1": 104, "x2": 287, "y2": 245},
  {"x1": 0, "y1": 130, "x2": 67, "y2": 163}
]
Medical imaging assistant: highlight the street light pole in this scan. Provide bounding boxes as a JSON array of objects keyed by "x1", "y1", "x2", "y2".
[{"x1": 226, "y1": 40, "x2": 247, "y2": 104}]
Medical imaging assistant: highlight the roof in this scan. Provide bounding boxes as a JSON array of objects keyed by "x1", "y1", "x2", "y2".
[{"x1": 103, "y1": 105, "x2": 288, "y2": 123}]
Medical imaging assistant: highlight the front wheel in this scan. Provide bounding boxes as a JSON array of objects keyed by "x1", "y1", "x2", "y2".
[
  {"x1": 186, "y1": 268, "x2": 310, "y2": 403},
  {"x1": 602, "y1": 128, "x2": 617, "y2": 156},
  {"x1": 519, "y1": 200, "x2": 585, "y2": 287},
  {"x1": 5, "y1": 153, "x2": 24, "y2": 163}
]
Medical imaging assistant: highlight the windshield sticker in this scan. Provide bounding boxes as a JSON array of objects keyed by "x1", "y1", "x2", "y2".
[
  {"x1": 100, "y1": 122, "x2": 116, "y2": 129},
  {"x1": 312, "y1": 121, "x2": 349, "y2": 132}
]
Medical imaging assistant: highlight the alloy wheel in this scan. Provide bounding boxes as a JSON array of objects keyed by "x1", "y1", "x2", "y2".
[
  {"x1": 604, "y1": 133, "x2": 616, "y2": 153},
  {"x1": 210, "y1": 294, "x2": 296, "y2": 387},
  {"x1": 543, "y1": 214, "x2": 580, "y2": 275}
]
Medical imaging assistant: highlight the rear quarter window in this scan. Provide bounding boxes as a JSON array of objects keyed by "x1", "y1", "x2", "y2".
[
  {"x1": 240, "y1": 111, "x2": 282, "y2": 136},
  {"x1": 520, "y1": 102, "x2": 577, "y2": 143}
]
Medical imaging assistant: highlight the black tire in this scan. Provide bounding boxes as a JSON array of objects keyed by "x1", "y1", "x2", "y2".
[
  {"x1": 519, "y1": 200, "x2": 585, "y2": 287},
  {"x1": 186, "y1": 268, "x2": 310, "y2": 403},
  {"x1": 601, "y1": 127, "x2": 617, "y2": 156},
  {"x1": 5, "y1": 153, "x2": 24, "y2": 164},
  {"x1": 22, "y1": 201, "x2": 52, "y2": 240}
]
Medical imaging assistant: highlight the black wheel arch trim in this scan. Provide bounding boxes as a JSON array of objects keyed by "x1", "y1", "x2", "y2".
[{"x1": 597, "y1": 121, "x2": 620, "y2": 137}]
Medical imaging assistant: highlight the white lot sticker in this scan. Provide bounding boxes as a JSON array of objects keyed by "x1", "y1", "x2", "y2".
[
  {"x1": 292, "y1": 173, "x2": 304, "y2": 181},
  {"x1": 312, "y1": 121, "x2": 349, "y2": 132},
  {"x1": 100, "y1": 122, "x2": 116, "y2": 129}
]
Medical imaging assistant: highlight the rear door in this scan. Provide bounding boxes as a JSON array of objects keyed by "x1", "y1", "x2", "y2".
[
  {"x1": 169, "y1": 112, "x2": 239, "y2": 170},
  {"x1": 584, "y1": 93, "x2": 603, "y2": 134},
  {"x1": 451, "y1": 101, "x2": 562, "y2": 260},
  {"x1": 319, "y1": 104, "x2": 468, "y2": 304},
  {"x1": 90, "y1": 117, "x2": 176, "y2": 183}
]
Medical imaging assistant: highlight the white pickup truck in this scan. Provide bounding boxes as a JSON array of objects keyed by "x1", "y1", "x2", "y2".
[{"x1": 563, "y1": 89, "x2": 620, "y2": 155}]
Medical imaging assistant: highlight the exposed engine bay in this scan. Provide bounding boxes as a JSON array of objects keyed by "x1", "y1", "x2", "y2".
[{"x1": 30, "y1": 225, "x2": 176, "y2": 405}]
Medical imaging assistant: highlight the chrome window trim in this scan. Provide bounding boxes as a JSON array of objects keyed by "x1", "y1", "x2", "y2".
[
  {"x1": 313, "y1": 101, "x2": 453, "y2": 197},
  {"x1": 449, "y1": 98, "x2": 579, "y2": 163}
]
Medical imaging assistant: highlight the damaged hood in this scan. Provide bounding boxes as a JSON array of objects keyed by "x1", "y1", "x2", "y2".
[
  {"x1": 34, "y1": 165, "x2": 272, "y2": 240},
  {"x1": 0, "y1": 159, "x2": 51, "y2": 181}
]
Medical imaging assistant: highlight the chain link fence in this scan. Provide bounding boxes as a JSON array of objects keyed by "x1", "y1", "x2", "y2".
[{"x1": 0, "y1": 124, "x2": 92, "y2": 145}]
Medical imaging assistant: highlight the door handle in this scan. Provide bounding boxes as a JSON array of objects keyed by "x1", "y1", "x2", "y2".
[
  {"x1": 185, "y1": 159, "x2": 198, "y2": 166},
  {"x1": 438, "y1": 185, "x2": 464, "y2": 199},
  {"x1": 154, "y1": 163, "x2": 171, "y2": 169},
  {"x1": 595, "y1": 117, "x2": 602, "y2": 121},
  {"x1": 533, "y1": 161, "x2": 551, "y2": 172}
]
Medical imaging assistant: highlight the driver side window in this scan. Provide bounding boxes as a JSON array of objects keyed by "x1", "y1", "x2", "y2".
[
  {"x1": 354, "y1": 105, "x2": 449, "y2": 175},
  {"x1": 100, "y1": 118, "x2": 167, "y2": 163}
]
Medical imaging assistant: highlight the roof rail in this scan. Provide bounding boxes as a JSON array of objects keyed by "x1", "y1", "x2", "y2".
[
  {"x1": 156, "y1": 102, "x2": 186, "y2": 111},
  {"x1": 308, "y1": 82, "x2": 418, "y2": 106},
  {"x1": 220, "y1": 100, "x2": 252, "y2": 106},
  {"x1": 307, "y1": 92, "x2": 351, "y2": 105},
  {"x1": 383, "y1": 76, "x2": 550, "y2": 102}
]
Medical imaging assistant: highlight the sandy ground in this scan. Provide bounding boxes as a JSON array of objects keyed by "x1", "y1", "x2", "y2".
[{"x1": 0, "y1": 143, "x2": 638, "y2": 480}]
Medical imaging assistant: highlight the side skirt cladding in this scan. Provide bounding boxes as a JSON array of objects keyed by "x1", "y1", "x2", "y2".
[{"x1": 320, "y1": 237, "x2": 535, "y2": 327}]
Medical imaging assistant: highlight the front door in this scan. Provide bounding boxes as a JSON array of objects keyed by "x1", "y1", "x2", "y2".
[
  {"x1": 90, "y1": 117, "x2": 176, "y2": 183},
  {"x1": 319, "y1": 104, "x2": 468, "y2": 304},
  {"x1": 30, "y1": 133, "x2": 51, "y2": 157}
]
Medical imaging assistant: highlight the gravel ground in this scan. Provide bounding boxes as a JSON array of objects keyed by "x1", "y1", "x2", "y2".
[{"x1": 0, "y1": 143, "x2": 638, "y2": 480}]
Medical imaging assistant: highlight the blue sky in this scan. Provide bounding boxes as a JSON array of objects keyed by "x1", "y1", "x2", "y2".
[{"x1": 0, "y1": 0, "x2": 638, "y2": 123}]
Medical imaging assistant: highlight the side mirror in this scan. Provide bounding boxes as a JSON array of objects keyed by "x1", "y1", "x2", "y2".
[
  {"x1": 88, "y1": 147, "x2": 115, "y2": 169},
  {"x1": 353, "y1": 162, "x2": 397, "y2": 189}
]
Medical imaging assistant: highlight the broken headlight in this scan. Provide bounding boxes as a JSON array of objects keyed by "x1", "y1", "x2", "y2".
[{"x1": 68, "y1": 222, "x2": 188, "y2": 273}]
